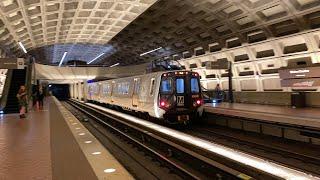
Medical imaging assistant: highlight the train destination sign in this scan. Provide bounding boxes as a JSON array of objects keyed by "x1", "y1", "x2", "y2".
[
  {"x1": 279, "y1": 66, "x2": 320, "y2": 79},
  {"x1": 0, "y1": 58, "x2": 25, "y2": 69}
]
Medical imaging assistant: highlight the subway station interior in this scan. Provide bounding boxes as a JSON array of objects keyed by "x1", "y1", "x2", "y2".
[{"x1": 0, "y1": 0, "x2": 320, "y2": 179}]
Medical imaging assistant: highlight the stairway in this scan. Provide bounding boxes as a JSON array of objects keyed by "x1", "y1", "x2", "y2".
[{"x1": 4, "y1": 69, "x2": 27, "y2": 113}]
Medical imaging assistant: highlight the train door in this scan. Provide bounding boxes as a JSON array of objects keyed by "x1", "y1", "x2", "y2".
[
  {"x1": 98, "y1": 83, "x2": 102, "y2": 102},
  {"x1": 110, "y1": 81, "x2": 115, "y2": 103},
  {"x1": 81, "y1": 82, "x2": 84, "y2": 101},
  {"x1": 132, "y1": 78, "x2": 140, "y2": 107},
  {"x1": 175, "y1": 77, "x2": 190, "y2": 108},
  {"x1": 76, "y1": 83, "x2": 79, "y2": 99}
]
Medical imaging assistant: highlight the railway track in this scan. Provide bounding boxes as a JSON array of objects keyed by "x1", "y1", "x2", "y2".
[
  {"x1": 63, "y1": 102, "x2": 183, "y2": 180},
  {"x1": 64, "y1": 99, "x2": 319, "y2": 180},
  {"x1": 64, "y1": 100, "x2": 247, "y2": 179},
  {"x1": 184, "y1": 126, "x2": 320, "y2": 177},
  {"x1": 64, "y1": 100, "x2": 283, "y2": 180}
]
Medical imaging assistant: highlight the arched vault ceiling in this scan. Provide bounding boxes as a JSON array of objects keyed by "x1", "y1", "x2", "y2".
[
  {"x1": 0, "y1": 0, "x2": 157, "y2": 57},
  {"x1": 1, "y1": 0, "x2": 320, "y2": 66},
  {"x1": 101, "y1": 0, "x2": 320, "y2": 66}
]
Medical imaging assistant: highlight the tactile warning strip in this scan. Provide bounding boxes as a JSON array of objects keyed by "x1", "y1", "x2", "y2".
[{"x1": 52, "y1": 97, "x2": 134, "y2": 180}]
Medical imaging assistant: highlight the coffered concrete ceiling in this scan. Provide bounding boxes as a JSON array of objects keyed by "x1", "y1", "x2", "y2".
[
  {"x1": 0, "y1": 0, "x2": 319, "y2": 66},
  {"x1": 0, "y1": 0, "x2": 157, "y2": 63}
]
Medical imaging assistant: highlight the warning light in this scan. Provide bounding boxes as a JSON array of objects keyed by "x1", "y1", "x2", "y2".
[
  {"x1": 160, "y1": 101, "x2": 166, "y2": 107},
  {"x1": 196, "y1": 100, "x2": 201, "y2": 105},
  {"x1": 193, "y1": 99, "x2": 203, "y2": 107}
]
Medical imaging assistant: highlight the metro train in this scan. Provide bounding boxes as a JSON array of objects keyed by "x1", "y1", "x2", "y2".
[{"x1": 84, "y1": 70, "x2": 204, "y2": 124}]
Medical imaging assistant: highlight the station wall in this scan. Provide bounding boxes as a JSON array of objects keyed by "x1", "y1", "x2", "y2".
[{"x1": 178, "y1": 29, "x2": 320, "y2": 107}]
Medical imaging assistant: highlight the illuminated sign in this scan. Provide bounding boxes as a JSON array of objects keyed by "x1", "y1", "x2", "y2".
[
  {"x1": 281, "y1": 78, "x2": 320, "y2": 87},
  {"x1": 279, "y1": 66, "x2": 320, "y2": 79},
  {"x1": 289, "y1": 69, "x2": 309, "y2": 74},
  {"x1": 0, "y1": 58, "x2": 25, "y2": 69}
]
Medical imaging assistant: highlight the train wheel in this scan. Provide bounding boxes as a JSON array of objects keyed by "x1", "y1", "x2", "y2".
[{"x1": 192, "y1": 112, "x2": 204, "y2": 125}]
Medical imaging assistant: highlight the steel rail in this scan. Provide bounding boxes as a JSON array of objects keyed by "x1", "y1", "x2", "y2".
[{"x1": 67, "y1": 99, "x2": 284, "y2": 179}]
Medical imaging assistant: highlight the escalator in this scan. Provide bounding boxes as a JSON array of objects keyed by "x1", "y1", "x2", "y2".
[{"x1": 4, "y1": 69, "x2": 26, "y2": 113}]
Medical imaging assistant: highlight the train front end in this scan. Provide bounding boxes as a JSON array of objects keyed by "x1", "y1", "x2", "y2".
[{"x1": 158, "y1": 71, "x2": 203, "y2": 124}]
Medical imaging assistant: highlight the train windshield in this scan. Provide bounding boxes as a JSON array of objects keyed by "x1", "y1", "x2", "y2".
[
  {"x1": 160, "y1": 73, "x2": 201, "y2": 95},
  {"x1": 176, "y1": 78, "x2": 185, "y2": 93},
  {"x1": 191, "y1": 78, "x2": 200, "y2": 93},
  {"x1": 160, "y1": 78, "x2": 173, "y2": 93}
]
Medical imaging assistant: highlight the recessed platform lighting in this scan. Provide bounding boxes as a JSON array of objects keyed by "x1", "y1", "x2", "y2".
[
  {"x1": 88, "y1": 53, "x2": 105, "y2": 64},
  {"x1": 140, "y1": 47, "x2": 162, "y2": 56},
  {"x1": 78, "y1": 133, "x2": 85, "y2": 136},
  {"x1": 104, "y1": 168, "x2": 116, "y2": 173},
  {"x1": 92, "y1": 151, "x2": 101, "y2": 155},
  {"x1": 109, "y1": 63, "x2": 119, "y2": 67},
  {"x1": 84, "y1": 141, "x2": 92, "y2": 144},
  {"x1": 18, "y1": 42, "x2": 27, "y2": 54},
  {"x1": 59, "y1": 52, "x2": 68, "y2": 67},
  {"x1": 76, "y1": 127, "x2": 81, "y2": 130}
]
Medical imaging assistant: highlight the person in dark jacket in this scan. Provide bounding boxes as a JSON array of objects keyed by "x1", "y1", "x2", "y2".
[
  {"x1": 16, "y1": 85, "x2": 28, "y2": 118},
  {"x1": 37, "y1": 85, "x2": 44, "y2": 109},
  {"x1": 214, "y1": 84, "x2": 223, "y2": 101},
  {"x1": 32, "y1": 85, "x2": 38, "y2": 110}
]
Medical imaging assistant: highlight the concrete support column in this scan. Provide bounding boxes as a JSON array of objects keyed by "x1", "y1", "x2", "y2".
[{"x1": 83, "y1": 80, "x2": 88, "y2": 102}]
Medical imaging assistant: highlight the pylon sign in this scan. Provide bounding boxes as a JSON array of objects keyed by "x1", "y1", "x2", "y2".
[
  {"x1": 206, "y1": 58, "x2": 230, "y2": 69},
  {"x1": 0, "y1": 58, "x2": 25, "y2": 69}
]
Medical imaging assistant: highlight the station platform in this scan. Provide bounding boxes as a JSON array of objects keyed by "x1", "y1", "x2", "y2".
[
  {"x1": 0, "y1": 97, "x2": 133, "y2": 180},
  {"x1": 204, "y1": 102, "x2": 320, "y2": 130}
]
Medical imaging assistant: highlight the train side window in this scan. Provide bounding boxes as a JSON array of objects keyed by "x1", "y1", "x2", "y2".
[
  {"x1": 123, "y1": 82, "x2": 129, "y2": 95},
  {"x1": 108, "y1": 84, "x2": 112, "y2": 95},
  {"x1": 103, "y1": 83, "x2": 112, "y2": 96},
  {"x1": 149, "y1": 78, "x2": 155, "y2": 95},
  {"x1": 176, "y1": 78, "x2": 184, "y2": 93},
  {"x1": 191, "y1": 78, "x2": 200, "y2": 93},
  {"x1": 117, "y1": 83, "x2": 122, "y2": 95},
  {"x1": 103, "y1": 84, "x2": 107, "y2": 95},
  {"x1": 97, "y1": 85, "x2": 100, "y2": 94}
]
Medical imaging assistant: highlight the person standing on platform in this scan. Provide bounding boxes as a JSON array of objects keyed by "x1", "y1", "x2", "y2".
[
  {"x1": 38, "y1": 85, "x2": 44, "y2": 110},
  {"x1": 32, "y1": 85, "x2": 38, "y2": 110},
  {"x1": 214, "y1": 84, "x2": 223, "y2": 101},
  {"x1": 16, "y1": 85, "x2": 28, "y2": 118}
]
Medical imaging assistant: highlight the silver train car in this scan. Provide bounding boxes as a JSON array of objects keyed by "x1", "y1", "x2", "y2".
[{"x1": 85, "y1": 70, "x2": 204, "y2": 124}]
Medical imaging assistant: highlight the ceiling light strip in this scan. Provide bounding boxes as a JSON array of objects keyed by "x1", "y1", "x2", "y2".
[
  {"x1": 18, "y1": 42, "x2": 27, "y2": 54},
  {"x1": 59, "y1": 52, "x2": 68, "y2": 67},
  {"x1": 109, "y1": 63, "x2": 119, "y2": 67},
  {"x1": 140, "y1": 47, "x2": 162, "y2": 56},
  {"x1": 88, "y1": 53, "x2": 105, "y2": 64}
]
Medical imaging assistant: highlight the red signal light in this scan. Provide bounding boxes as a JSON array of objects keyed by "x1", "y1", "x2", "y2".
[
  {"x1": 193, "y1": 99, "x2": 203, "y2": 107},
  {"x1": 159, "y1": 100, "x2": 170, "y2": 110},
  {"x1": 160, "y1": 101, "x2": 166, "y2": 107},
  {"x1": 196, "y1": 100, "x2": 201, "y2": 105}
]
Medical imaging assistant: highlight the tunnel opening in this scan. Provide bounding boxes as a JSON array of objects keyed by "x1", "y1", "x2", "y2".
[{"x1": 48, "y1": 84, "x2": 70, "y2": 100}]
